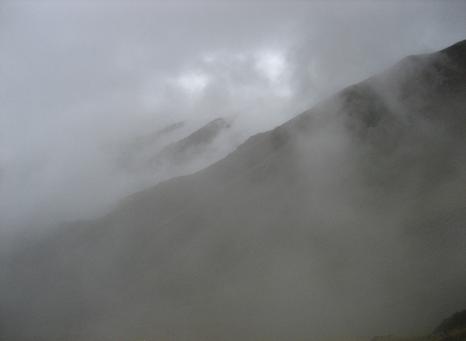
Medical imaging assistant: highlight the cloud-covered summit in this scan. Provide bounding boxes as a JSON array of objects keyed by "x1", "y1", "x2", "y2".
[{"x1": 1, "y1": 1, "x2": 466, "y2": 232}]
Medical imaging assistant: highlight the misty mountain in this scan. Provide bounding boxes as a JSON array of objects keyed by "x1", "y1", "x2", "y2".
[
  {"x1": 2, "y1": 41, "x2": 466, "y2": 340},
  {"x1": 116, "y1": 121, "x2": 184, "y2": 172},
  {"x1": 148, "y1": 117, "x2": 230, "y2": 169},
  {"x1": 122, "y1": 121, "x2": 185, "y2": 160},
  {"x1": 118, "y1": 118, "x2": 231, "y2": 176}
]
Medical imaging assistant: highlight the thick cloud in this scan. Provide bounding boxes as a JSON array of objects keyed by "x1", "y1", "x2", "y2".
[{"x1": 1, "y1": 0, "x2": 465, "y2": 232}]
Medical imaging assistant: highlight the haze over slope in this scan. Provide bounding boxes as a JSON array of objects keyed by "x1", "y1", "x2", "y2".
[
  {"x1": 2, "y1": 40, "x2": 466, "y2": 340},
  {"x1": 114, "y1": 117, "x2": 236, "y2": 194},
  {"x1": 2, "y1": 1, "x2": 466, "y2": 232},
  {"x1": 118, "y1": 117, "x2": 232, "y2": 176}
]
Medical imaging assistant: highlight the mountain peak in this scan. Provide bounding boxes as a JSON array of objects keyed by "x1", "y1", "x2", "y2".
[
  {"x1": 441, "y1": 38, "x2": 466, "y2": 49},
  {"x1": 439, "y1": 39, "x2": 466, "y2": 59}
]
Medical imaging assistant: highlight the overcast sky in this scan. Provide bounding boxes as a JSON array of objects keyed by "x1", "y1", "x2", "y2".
[{"x1": 1, "y1": 0, "x2": 466, "y2": 230}]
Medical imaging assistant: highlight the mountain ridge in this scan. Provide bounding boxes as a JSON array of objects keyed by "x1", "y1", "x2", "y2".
[
  {"x1": 2, "y1": 40, "x2": 466, "y2": 341},
  {"x1": 115, "y1": 39, "x2": 466, "y2": 215}
]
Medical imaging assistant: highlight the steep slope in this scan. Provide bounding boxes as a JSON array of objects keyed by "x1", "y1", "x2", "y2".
[
  {"x1": 118, "y1": 118, "x2": 230, "y2": 174},
  {"x1": 2, "y1": 40, "x2": 466, "y2": 341},
  {"x1": 149, "y1": 117, "x2": 231, "y2": 168}
]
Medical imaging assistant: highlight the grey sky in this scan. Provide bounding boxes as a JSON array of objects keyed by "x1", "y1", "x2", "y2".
[{"x1": 1, "y1": 0, "x2": 465, "y2": 230}]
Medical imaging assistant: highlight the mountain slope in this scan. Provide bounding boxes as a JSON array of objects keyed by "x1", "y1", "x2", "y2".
[
  {"x1": 118, "y1": 118, "x2": 230, "y2": 174},
  {"x1": 149, "y1": 117, "x2": 231, "y2": 168},
  {"x1": 2, "y1": 40, "x2": 466, "y2": 341}
]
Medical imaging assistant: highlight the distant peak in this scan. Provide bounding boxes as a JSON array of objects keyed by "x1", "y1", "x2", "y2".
[
  {"x1": 439, "y1": 39, "x2": 466, "y2": 64},
  {"x1": 441, "y1": 39, "x2": 466, "y2": 51}
]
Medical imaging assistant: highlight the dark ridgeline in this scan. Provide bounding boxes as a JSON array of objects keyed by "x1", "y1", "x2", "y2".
[{"x1": 1, "y1": 40, "x2": 466, "y2": 341}]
